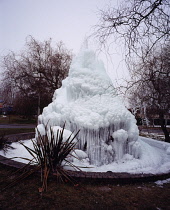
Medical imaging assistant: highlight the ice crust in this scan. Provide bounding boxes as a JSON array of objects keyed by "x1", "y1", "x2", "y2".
[{"x1": 38, "y1": 47, "x2": 140, "y2": 166}]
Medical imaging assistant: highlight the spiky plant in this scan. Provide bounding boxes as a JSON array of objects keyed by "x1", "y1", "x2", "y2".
[
  {"x1": 0, "y1": 132, "x2": 13, "y2": 153},
  {"x1": 19, "y1": 124, "x2": 80, "y2": 192}
]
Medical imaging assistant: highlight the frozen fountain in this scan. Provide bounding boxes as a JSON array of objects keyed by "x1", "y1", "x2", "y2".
[
  {"x1": 1, "y1": 45, "x2": 170, "y2": 175},
  {"x1": 37, "y1": 46, "x2": 141, "y2": 167}
]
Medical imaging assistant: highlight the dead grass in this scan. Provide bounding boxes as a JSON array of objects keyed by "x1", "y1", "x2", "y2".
[{"x1": 0, "y1": 163, "x2": 170, "y2": 210}]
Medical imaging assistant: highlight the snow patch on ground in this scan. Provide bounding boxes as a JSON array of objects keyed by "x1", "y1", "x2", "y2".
[{"x1": 155, "y1": 178, "x2": 170, "y2": 186}]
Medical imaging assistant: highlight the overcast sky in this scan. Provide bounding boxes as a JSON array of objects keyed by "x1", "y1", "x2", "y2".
[{"x1": 0, "y1": 0, "x2": 128, "y2": 83}]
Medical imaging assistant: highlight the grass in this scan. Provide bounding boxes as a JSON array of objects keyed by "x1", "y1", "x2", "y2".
[
  {"x1": 0, "y1": 163, "x2": 170, "y2": 209},
  {"x1": 0, "y1": 115, "x2": 36, "y2": 124}
]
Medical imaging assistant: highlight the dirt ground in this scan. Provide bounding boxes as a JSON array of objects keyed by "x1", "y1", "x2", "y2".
[{"x1": 0, "y1": 163, "x2": 170, "y2": 210}]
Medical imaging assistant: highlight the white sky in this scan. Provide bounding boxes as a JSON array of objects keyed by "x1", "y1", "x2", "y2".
[{"x1": 0, "y1": 0, "x2": 128, "y2": 83}]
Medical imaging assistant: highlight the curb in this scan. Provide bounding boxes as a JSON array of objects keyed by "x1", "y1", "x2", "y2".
[{"x1": 1, "y1": 155, "x2": 170, "y2": 184}]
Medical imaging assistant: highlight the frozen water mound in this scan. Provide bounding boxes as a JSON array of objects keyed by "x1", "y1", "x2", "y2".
[{"x1": 38, "y1": 46, "x2": 140, "y2": 166}]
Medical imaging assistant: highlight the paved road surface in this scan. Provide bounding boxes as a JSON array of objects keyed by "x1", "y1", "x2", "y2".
[
  {"x1": 141, "y1": 128, "x2": 164, "y2": 134},
  {"x1": 0, "y1": 124, "x2": 167, "y2": 134},
  {"x1": 0, "y1": 124, "x2": 36, "y2": 129}
]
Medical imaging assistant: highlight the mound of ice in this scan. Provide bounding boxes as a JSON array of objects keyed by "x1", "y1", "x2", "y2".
[{"x1": 38, "y1": 46, "x2": 139, "y2": 166}]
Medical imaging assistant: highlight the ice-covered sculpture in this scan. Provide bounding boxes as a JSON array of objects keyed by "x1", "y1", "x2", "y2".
[{"x1": 38, "y1": 46, "x2": 140, "y2": 166}]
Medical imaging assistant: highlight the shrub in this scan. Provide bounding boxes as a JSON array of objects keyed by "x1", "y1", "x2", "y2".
[{"x1": 20, "y1": 124, "x2": 80, "y2": 192}]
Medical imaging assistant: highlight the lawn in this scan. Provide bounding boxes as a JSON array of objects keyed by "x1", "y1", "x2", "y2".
[{"x1": 0, "y1": 163, "x2": 170, "y2": 209}]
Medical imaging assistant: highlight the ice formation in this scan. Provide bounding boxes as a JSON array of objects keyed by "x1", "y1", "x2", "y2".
[{"x1": 38, "y1": 46, "x2": 140, "y2": 166}]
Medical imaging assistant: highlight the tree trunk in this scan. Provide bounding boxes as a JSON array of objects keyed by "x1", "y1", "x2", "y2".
[{"x1": 159, "y1": 113, "x2": 170, "y2": 143}]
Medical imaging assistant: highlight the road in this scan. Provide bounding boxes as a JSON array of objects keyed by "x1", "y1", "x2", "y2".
[
  {"x1": 0, "y1": 124, "x2": 36, "y2": 129},
  {"x1": 0, "y1": 124, "x2": 167, "y2": 135}
]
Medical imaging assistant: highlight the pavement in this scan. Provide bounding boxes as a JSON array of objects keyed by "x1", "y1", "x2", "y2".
[
  {"x1": 138, "y1": 125, "x2": 168, "y2": 134},
  {"x1": 0, "y1": 124, "x2": 36, "y2": 129},
  {"x1": 141, "y1": 128, "x2": 164, "y2": 134},
  {"x1": 0, "y1": 124, "x2": 167, "y2": 135}
]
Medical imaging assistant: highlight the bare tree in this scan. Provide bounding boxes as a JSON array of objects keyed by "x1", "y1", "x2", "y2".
[
  {"x1": 127, "y1": 44, "x2": 170, "y2": 142},
  {"x1": 0, "y1": 80, "x2": 15, "y2": 106},
  {"x1": 1, "y1": 36, "x2": 72, "y2": 116},
  {"x1": 94, "y1": 0, "x2": 170, "y2": 142},
  {"x1": 95, "y1": 0, "x2": 170, "y2": 61}
]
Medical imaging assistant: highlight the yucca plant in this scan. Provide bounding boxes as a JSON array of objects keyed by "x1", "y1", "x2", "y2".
[
  {"x1": 0, "y1": 132, "x2": 14, "y2": 153},
  {"x1": 19, "y1": 124, "x2": 80, "y2": 192}
]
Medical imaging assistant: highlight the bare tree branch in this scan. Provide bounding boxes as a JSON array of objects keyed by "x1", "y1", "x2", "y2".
[{"x1": 94, "y1": 0, "x2": 170, "y2": 61}]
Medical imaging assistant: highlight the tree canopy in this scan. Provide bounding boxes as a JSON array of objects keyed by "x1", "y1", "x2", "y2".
[{"x1": 1, "y1": 36, "x2": 72, "y2": 117}]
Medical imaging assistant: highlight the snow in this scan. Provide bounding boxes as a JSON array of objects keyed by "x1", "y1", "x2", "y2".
[
  {"x1": 155, "y1": 178, "x2": 170, "y2": 186},
  {"x1": 0, "y1": 140, "x2": 34, "y2": 164},
  {"x1": 35, "y1": 124, "x2": 46, "y2": 138},
  {"x1": 140, "y1": 136, "x2": 170, "y2": 155},
  {"x1": 0, "y1": 136, "x2": 170, "y2": 175},
  {"x1": 46, "y1": 126, "x2": 77, "y2": 143},
  {"x1": 72, "y1": 149, "x2": 88, "y2": 160}
]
